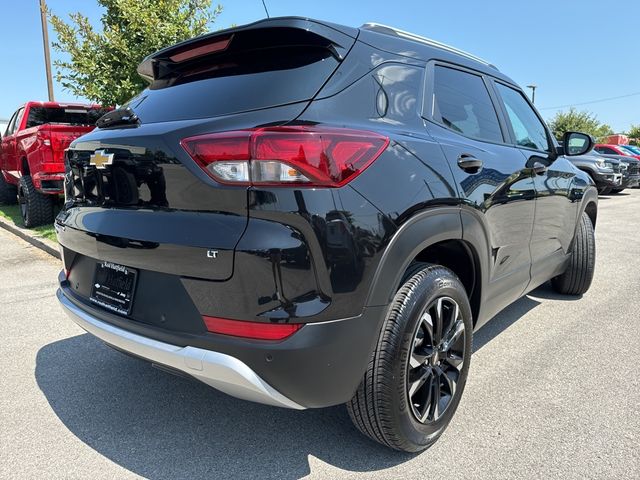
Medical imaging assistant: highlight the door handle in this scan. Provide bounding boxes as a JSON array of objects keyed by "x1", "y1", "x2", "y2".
[
  {"x1": 532, "y1": 161, "x2": 547, "y2": 175},
  {"x1": 457, "y1": 154, "x2": 483, "y2": 173}
]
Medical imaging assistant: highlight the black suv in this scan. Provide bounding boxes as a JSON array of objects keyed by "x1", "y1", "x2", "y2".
[{"x1": 56, "y1": 18, "x2": 598, "y2": 452}]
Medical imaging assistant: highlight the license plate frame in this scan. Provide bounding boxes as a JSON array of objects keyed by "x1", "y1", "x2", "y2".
[{"x1": 90, "y1": 261, "x2": 138, "y2": 316}]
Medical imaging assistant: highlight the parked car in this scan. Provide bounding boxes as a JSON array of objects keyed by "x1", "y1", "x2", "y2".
[
  {"x1": 55, "y1": 18, "x2": 598, "y2": 452},
  {"x1": 590, "y1": 151, "x2": 640, "y2": 192},
  {"x1": 619, "y1": 145, "x2": 640, "y2": 156},
  {"x1": 595, "y1": 143, "x2": 640, "y2": 160},
  {"x1": 564, "y1": 152, "x2": 622, "y2": 194},
  {"x1": 0, "y1": 101, "x2": 110, "y2": 226}
]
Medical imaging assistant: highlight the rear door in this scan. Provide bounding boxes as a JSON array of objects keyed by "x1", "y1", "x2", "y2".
[
  {"x1": 1, "y1": 110, "x2": 18, "y2": 172},
  {"x1": 424, "y1": 63, "x2": 535, "y2": 315},
  {"x1": 491, "y1": 80, "x2": 579, "y2": 285},
  {"x1": 0, "y1": 107, "x2": 24, "y2": 180}
]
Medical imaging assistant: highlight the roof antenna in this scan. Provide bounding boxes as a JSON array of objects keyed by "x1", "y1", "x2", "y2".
[{"x1": 261, "y1": 0, "x2": 270, "y2": 18}]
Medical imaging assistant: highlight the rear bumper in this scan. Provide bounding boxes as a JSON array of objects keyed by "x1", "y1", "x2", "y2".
[
  {"x1": 32, "y1": 172, "x2": 64, "y2": 194},
  {"x1": 57, "y1": 288, "x2": 305, "y2": 409},
  {"x1": 57, "y1": 285, "x2": 386, "y2": 408}
]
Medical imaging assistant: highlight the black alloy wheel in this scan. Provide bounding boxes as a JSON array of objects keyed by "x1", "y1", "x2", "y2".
[{"x1": 407, "y1": 296, "x2": 466, "y2": 424}]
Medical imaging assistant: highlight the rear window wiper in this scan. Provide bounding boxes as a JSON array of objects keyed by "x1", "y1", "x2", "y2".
[{"x1": 96, "y1": 106, "x2": 140, "y2": 129}]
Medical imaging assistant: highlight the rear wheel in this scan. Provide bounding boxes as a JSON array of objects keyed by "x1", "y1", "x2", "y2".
[
  {"x1": 18, "y1": 175, "x2": 54, "y2": 228},
  {"x1": 551, "y1": 212, "x2": 595, "y2": 296},
  {"x1": 347, "y1": 264, "x2": 472, "y2": 452}
]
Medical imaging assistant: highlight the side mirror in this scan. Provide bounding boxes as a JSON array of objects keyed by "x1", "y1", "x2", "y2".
[{"x1": 561, "y1": 131, "x2": 594, "y2": 156}]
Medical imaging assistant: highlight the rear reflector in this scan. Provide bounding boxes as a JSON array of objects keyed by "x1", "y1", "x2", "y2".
[
  {"x1": 181, "y1": 126, "x2": 389, "y2": 187},
  {"x1": 203, "y1": 316, "x2": 302, "y2": 340}
]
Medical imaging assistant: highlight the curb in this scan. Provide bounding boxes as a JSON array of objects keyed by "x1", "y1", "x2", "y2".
[{"x1": 0, "y1": 216, "x2": 60, "y2": 260}]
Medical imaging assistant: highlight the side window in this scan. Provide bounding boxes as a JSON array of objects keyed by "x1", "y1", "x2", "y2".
[
  {"x1": 596, "y1": 146, "x2": 614, "y2": 154},
  {"x1": 494, "y1": 83, "x2": 550, "y2": 152},
  {"x1": 13, "y1": 108, "x2": 25, "y2": 134},
  {"x1": 5, "y1": 110, "x2": 18, "y2": 136},
  {"x1": 432, "y1": 65, "x2": 503, "y2": 143}
]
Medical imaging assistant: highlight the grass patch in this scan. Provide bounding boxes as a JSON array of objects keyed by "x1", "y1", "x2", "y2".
[{"x1": 0, "y1": 204, "x2": 58, "y2": 243}]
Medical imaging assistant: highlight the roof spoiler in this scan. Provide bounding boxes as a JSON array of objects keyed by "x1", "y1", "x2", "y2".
[{"x1": 137, "y1": 17, "x2": 358, "y2": 84}]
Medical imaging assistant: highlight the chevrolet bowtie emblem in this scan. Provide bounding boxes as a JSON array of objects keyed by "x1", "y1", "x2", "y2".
[{"x1": 89, "y1": 150, "x2": 114, "y2": 169}]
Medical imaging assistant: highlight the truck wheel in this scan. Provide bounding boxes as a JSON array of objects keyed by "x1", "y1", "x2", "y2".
[
  {"x1": 610, "y1": 188, "x2": 624, "y2": 194},
  {"x1": 347, "y1": 265, "x2": 472, "y2": 452},
  {"x1": 551, "y1": 212, "x2": 595, "y2": 296},
  {"x1": 18, "y1": 175, "x2": 54, "y2": 228},
  {"x1": 598, "y1": 187, "x2": 611, "y2": 195},
  {"x1": 0, "y1": 174, "x2": 17, "y2": 205}
]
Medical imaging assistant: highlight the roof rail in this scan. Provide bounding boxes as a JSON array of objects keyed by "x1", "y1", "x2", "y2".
[{"x1": 361, "y1": 23, "x2": 498, "y2": 70}]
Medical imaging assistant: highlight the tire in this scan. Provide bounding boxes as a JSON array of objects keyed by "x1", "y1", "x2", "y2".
[
  {"x1": 347, "y1": 264, "x2": 473, "y2": 452},
  {"x1": 551, "y1": 212, "x2": 595, "y2": 296},
  {"x1": 598, "y1": 187, "x2": 611, "y2": 195},
  {"x1": 18, "y1": 175, "x2": 54, "y2": 228},
  {"x1": 0, "y1": 173, "x2": 17, "y2": 205},
  {"x1": 610, "y1": 188, "x2": 624, "y2": 194}
]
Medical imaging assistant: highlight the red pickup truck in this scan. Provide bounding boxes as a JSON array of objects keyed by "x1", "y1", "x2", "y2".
[{"x1": 0, "y1": 101, "x2": 110, "y2": 227}]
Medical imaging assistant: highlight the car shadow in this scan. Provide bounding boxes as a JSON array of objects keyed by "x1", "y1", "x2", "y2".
[
  {"x1": 35, "y1": 281, "x2": 571, "y2": 479},
  {"x1": 35, "y1": 335, "x2": 413, "y2": 480},
  {"x1": 472, "y1": 282, "x2": 579, "y2": 352}
]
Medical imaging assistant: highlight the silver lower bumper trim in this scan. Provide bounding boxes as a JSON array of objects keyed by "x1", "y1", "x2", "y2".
[{"x1": 56, "y1": 289, "x2": 305, "y2": 410}]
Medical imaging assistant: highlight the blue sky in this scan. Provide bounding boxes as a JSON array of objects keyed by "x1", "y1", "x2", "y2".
[{"x1": 1, "y1": 0, "x2": 638, "y2": 131}]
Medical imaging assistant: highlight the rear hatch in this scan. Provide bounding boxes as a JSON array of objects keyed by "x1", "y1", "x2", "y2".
[{"x1": 58, "y1": 18, "x2": 357, "y2": 287}]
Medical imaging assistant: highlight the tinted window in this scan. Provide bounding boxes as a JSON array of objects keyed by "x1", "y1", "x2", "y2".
[
  {"x1": 15, "y1": 108, "x2": 25, "y2": 130},
  {"x1": 598, "y1": 146, "x2": 617, "y2": 154},
  {"x1": 4, "y1": 111, "x2": 18, "y2": 136},
  {"x1": 25, "y1": 107, "x2": 108, "y2": 128},
  {"x1": 127, "y1": 46, "x2": 339, "y2": 123},
  {"x1": 6, "y1": 108, "x2": 24, "y2": 136},
  {"x1": 495, "y1": 83, "x2": 550, "y2": 151},
  {"x1": 432, "y1": 66, "x2": 503, "y2": 143}
]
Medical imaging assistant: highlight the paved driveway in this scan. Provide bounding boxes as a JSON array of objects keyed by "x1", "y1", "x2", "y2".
[{"x1": 1, "y1": 190, "x2": 638, "y2": 479}]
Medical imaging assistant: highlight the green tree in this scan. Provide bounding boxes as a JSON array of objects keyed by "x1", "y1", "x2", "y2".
[
  {"x1": 48, "y1": 0, "x2": 222, "y2": 106},
  {"x1": 627, "y1": 125, "x2": 640, "y2": 145},
  {"x1": 547, "y1": 108, "x2": 613, "y2": 142}
]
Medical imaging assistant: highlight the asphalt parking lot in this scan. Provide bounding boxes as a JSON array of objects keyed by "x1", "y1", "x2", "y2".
[{"x1": 1, "y1": 191, "x2": 639, "y2": 480}]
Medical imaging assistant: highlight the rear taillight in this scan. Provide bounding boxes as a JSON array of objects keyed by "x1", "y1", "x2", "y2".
[
  {"x1": 203, "y1": 316, "x2": 302, "y2": 340},
  {"x1": 37, "y1": 130, "x2": 51, "y2": 147},
  {"x1": 180, "y1": 126, "x2": 389, "y2": 187}
]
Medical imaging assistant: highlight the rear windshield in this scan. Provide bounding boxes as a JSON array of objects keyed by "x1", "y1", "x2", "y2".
[
  {"x1": 26, "y1": 107, "x2": 109, "y2": 128},
  {"x1": 126, "y1": 46, "x2": 339, "y2": 123}
]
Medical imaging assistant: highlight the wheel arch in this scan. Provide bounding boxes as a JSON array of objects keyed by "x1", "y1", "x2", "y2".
[
  {"x1": 19, "y1": 156, "x2": 30, "y2": 176},
  {"x1": 365, "y1": 207, "x2": 485, "y2": 327},
  {"x1": 582, "y1": 193, "x2": 598, "y2": 228}
]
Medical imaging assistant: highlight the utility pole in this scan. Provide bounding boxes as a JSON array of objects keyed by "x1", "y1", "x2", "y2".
[
  {"x1": 526, "y1": 84, "x2": 537, "y2": 105},
  {"x1": 39, "y1": 0, "x2": 54, "y2": 101}
]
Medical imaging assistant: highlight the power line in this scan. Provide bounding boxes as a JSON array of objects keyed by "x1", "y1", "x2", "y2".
[
  {"x1": 539, "y1": 91, "x2": 640, "y2": 110},
  {"x1": 261, "y1": 0, "x2": 270, "y2": 18}
]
